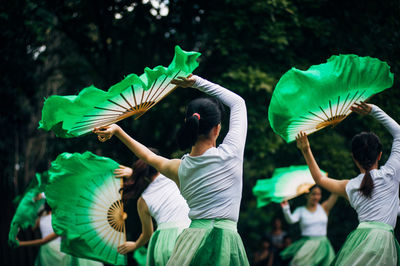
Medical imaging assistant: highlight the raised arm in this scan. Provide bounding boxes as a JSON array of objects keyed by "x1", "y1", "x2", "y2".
[
  {"x1": 369, "y1": 104, "x2": 400, "y2": 172},
  {"x1": 280, "y1": 201, "x2": 300, "y2": 224},
  {"x1": 296, "y1": 132, "x2": 349, "y2": 199},
  {"x1": 321, "y1": 193, "x2": 338, "y2": 214},
  {"x1": 94, "y1": 125, "x2": 181, "y2": 185},
  {"x1": 193, "y1": 76, "x2": 247, "y2": 156},
  {"x1": 118, "y1": 197, "x2": 153, "y2": 254}
]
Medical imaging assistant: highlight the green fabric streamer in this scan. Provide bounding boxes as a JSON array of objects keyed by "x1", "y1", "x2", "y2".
[
  {"x1": 39, "y1": 45, "x2": 201, "y2": 138},
  {"x1": 133, "y1": 246, "x2": 148, "y2": 266},
  {"x1": 8, "y1": 172, "x2": 48, "y2": 247},
  {"x1": 46, "y1": 151, "x2": 127, "y2": 265},
  {"x1": 253, "y1": 165, "x2": 326, "y2": 208},
  {"x1": 268, "y1": 54, "x2": 394, "y2": 143}
]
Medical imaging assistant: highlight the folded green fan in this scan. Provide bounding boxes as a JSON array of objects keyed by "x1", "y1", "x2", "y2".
[
  {"x1": 253, "y1": 165, "x2": 326, "y2": 208},
  {"x1": 46, "y1": 151, "x2": 127, "y2": 265},
  {"x1": 268, "y1": 54, "x2": 394, "y2": 142},
  {"x1": 39, "y1": 45, "x2": 201, "y2": 138},
  {"x1": 8, "y1": 172, "x2": 48, "y2": 247}
]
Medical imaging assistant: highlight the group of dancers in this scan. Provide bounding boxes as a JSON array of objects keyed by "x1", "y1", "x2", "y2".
[{"x1": 15, "y1": 74, "x2": 400, "y2": 266}]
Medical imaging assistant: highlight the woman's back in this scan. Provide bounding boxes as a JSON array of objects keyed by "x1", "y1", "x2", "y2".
[
  {"x1": 346, "y1": 105, "x2": 400, "y2": 228},
  {"x1": 141, "y1": 174, "x2": 190, "y2": 225}
]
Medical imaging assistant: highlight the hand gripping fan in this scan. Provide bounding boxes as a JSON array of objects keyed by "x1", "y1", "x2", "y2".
[
  {"x1": 253, "y1": 165, "x2": 327, "y2": 208},
  {"x1": 8, "y1": 172, "x2": 48, "y2": 247},
  {"x1": 39, "y1": 45, "x2": 201, "y2": 138},
  {"x1": 268, "y1": 54, "x2": 394, "y2": 142},
  {"x1": 45, "y1": 151, "x2": 127, "y2": 265}
]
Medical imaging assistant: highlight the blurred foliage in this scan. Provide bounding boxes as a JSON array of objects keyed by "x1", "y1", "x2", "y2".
[{"x1": 1, "y1": 0, "x2": 399, "y2": 265}]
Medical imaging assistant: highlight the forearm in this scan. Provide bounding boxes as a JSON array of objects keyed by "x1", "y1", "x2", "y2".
[
  {"x1": 19, "y1": 233, "x2": 58, "y2": 247},
  {"x1": 370, "y1": 105, "x2": 400, "y2": 138},
  {"x1": 281, "y1": 205, "x2": 299, "y2": 224},
  {"x1": 301, "y1": 148, "x2": 325, "y2": 184},
  {"x1": 193, "y1": 76, "x2": 247, "y2": 153},
  {"x1": 134, "y1": 232, "x2": 152, "y2": 250}
]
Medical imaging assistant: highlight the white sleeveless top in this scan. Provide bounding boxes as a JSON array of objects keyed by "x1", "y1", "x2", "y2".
[
  {"x1": 178, "y1": 76, "x2": 247, "y2": 222},
  {"x1": 39, "y1": 214, "x2": 61, "y2": 243},
  {"x1": 282, "y1": 204, "x2": 328, "y2": 236},
  {"x1": 141, "y1": 174, "x2": 190, "y2": 226},
  {"x1": 345, "y1": 105, "x2": 400, "y2": 228}
]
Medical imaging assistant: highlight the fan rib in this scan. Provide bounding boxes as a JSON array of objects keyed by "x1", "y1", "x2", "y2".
[
  {"x1": 307, "y1": 111, "x2": 326, "y2": 122},
  {"x1": 79, "y1": 193, "x2": 109, "y2": 210},
  {"x1": 338, "y1": 93, "x2": 352, "y2": 116},
  {"x1": 145, "y1": 71, "x2": 181, "y2": 110},
  {"x1": 94, "y1": 106, "x2": 125, "y2": 113},
  {"x1": 92, "y1": 178, "x2": 114, "y2": 206},
  {"x1": 343, "y1": 90, "x2": 366, "y2": 115},
  {"x1": 143, "y1": 75, "x2": 168, "y2": 110},
  {"x1": 297, "y1": 116, "x2": 324, "y2": 123},
  {"x1": 329, "y1": 100, "x2": 333, "y2": 118},
  {"x1": 84, "y1": 183, "x2": 113, "y2": 208},
  {"x1": 318, "y1": 106, "x2": 330, "y2": 120},
  {"x1": 335, "y1": 96, "x2": 340, "y2": 117},
  {"x1": 107, "y1": 99, "x2": 130, "y2": 112},
  {"x1": 143, "y1": 76, "x2": 161, "y2": 108},
  {"x1": 340, "y1": 91, "x2": 359, "y2": 116},
  {"x1": 83, "y1": 113, "x2": 121, "y2": 117},
  {"x1": 130, "y1": 85, "x2": 139, "y2": 111},
  {"x1": 120, "y1": 93, "x2": 133, "y2": 109}
]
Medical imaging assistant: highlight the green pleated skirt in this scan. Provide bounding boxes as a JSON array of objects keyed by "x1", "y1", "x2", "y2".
[
  {"x1": 331, "y1": 221, "x2": 400, "y2": 266},
  {"x1": 146, "y1": 220, "x2": 189, "y2": 266},
  {"x1": 280, "y1": 236, "x2": 335, "y2": 266},
  {"x1": 166, "y1": 219, "x2": 249, "y2": 266},
  {"x1": 35, "y1": 240, "x2": 103, "y2": 266}
]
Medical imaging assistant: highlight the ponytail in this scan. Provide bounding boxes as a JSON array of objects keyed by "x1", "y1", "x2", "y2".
[
  {"x1": 351, "y1": 132, "x2": 382, "y2": 198},
  {"x1": 177, "y1": 98, "x2": 222, "y2": 150},
  {"x1": 359, "y1": 170, "x2": 374, "y2": 198}
]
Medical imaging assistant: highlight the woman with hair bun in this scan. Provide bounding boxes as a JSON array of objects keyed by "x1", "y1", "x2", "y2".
[
  {"x1": 280, "y1": 185, "x2": 337, "y2": 266},
  {"x1": 115, "y1": 149, "x2": 190, "y2": 266},
  {"x1": 94, "y1": 74, "x2": 249, "y2": 265},
  {"x1": 296, "y1": 102, "x2": 400, "y2": 266}
]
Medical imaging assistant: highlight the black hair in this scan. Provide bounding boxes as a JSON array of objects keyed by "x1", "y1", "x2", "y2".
[
  {"x1": 351, "y1": 132, "x2": 382, "y2": 198},
  {"x1": 121, "y1": 148, "x2": 160, "y2": 202},
  {"x1": 308, "y1": 184, "x2": 321, "y2": 193},
  {"x1": 176, "y1": 98, "x2": 223, "y2": 150}
]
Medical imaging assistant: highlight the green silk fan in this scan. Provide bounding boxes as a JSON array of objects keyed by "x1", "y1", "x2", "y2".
[
  {"x1": 253, "y1": 165, "x2": 326, "y2": 208},
  {"x1": 45, "y1": 151, "x2": 127, "y2": 265},
  {"x1": 268, "y1": 54, "x2": 394, "y2": 142},
  {"x1": 8, "y1": 172, "x2": 49, "y2": 247},
  {"x1": 39, "y1": 45, "x2": 201, "y2": 138}
]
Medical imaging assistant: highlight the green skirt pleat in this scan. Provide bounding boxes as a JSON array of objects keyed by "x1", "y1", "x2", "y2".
[
  {"x1": 280, "y1": 236, "x2": 335, "y2": 266},
  {"x1": 167, "y1": 219, "x2": 249, "y2": 266},
  {"x1": 331, "y1": 221, "x2": 400, "y2": 266},
  {"x1": 146, "y1": 224, "x2": 187, "y2": 266}
]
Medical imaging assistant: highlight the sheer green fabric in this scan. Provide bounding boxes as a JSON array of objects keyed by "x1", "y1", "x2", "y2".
[
  {"x1": 332, "y1": 222, "x2": 400, "y2": 266},
  {"x1": 46, "y1": 151, "x2": 127, "y2": 265},
  {"x1": 133, "y1": 247, "x2": 148, "y2": 266},
  {"x1": 167, "y1": 219, "x2": 249, "y2": 266},
  {"x1": 280, "y1": 236, "x2": 335, "y2": 266},
  {"x1": 8, "y1": 172, "x2": 48, "y2": 247},
  {"x1": 39, "y1": 45, "x2": 201, "y2": 138},
  {"x1": 268, "y1": 55, "x2": 394, "y2": 142},
  {"x1": 253, "y1": 165, "x2": 325, "y2": 208}
]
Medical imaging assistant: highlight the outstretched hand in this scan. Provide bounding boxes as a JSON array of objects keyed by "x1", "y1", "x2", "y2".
[
  {"x1": 296, "y1": 131, "x2": 310, "y2": 152},
  {"x1": 171, "y1": 75, "x2": 196, "y2": 88},
  {"x1": 117, "y1": 241, "x2": 136, "y2": 254},
  {"x1": 350, "y1": 101, "x2": 372, "y2": 115},
  {"x1": 93, "y1": 124, "x2": 120, "y2": 142},
  {"x1": 114, "y1": 165, "x2": 133, "y2": 179}
]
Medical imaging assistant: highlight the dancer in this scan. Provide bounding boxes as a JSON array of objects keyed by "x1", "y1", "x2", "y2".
[
  {"x1": 94, "y1": 74, "x2": 249, "y2": 265},
  {"x1": 280, "y1": 186, "x2": 337, "y2": 266},
  {"x1": 17, "y1": 201, "x2": 103, "y2": 266},
  {"x1": 296, "y1": 102, "x2": 400, "y2": 265},
  {"x1": 114, "y1": 151, "x2": 191, "y2": 266}
]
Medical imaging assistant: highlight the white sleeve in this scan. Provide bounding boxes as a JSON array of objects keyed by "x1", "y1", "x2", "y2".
[
  {"x1": 282, "y1": 205, "x2": 301, "y2": 224},
  {"x1": 370, "y1": 105, "x2": 400, "y2": 180},
  {"x1": 192, "y1": 75, "x2": 248, "y2": 158}
]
